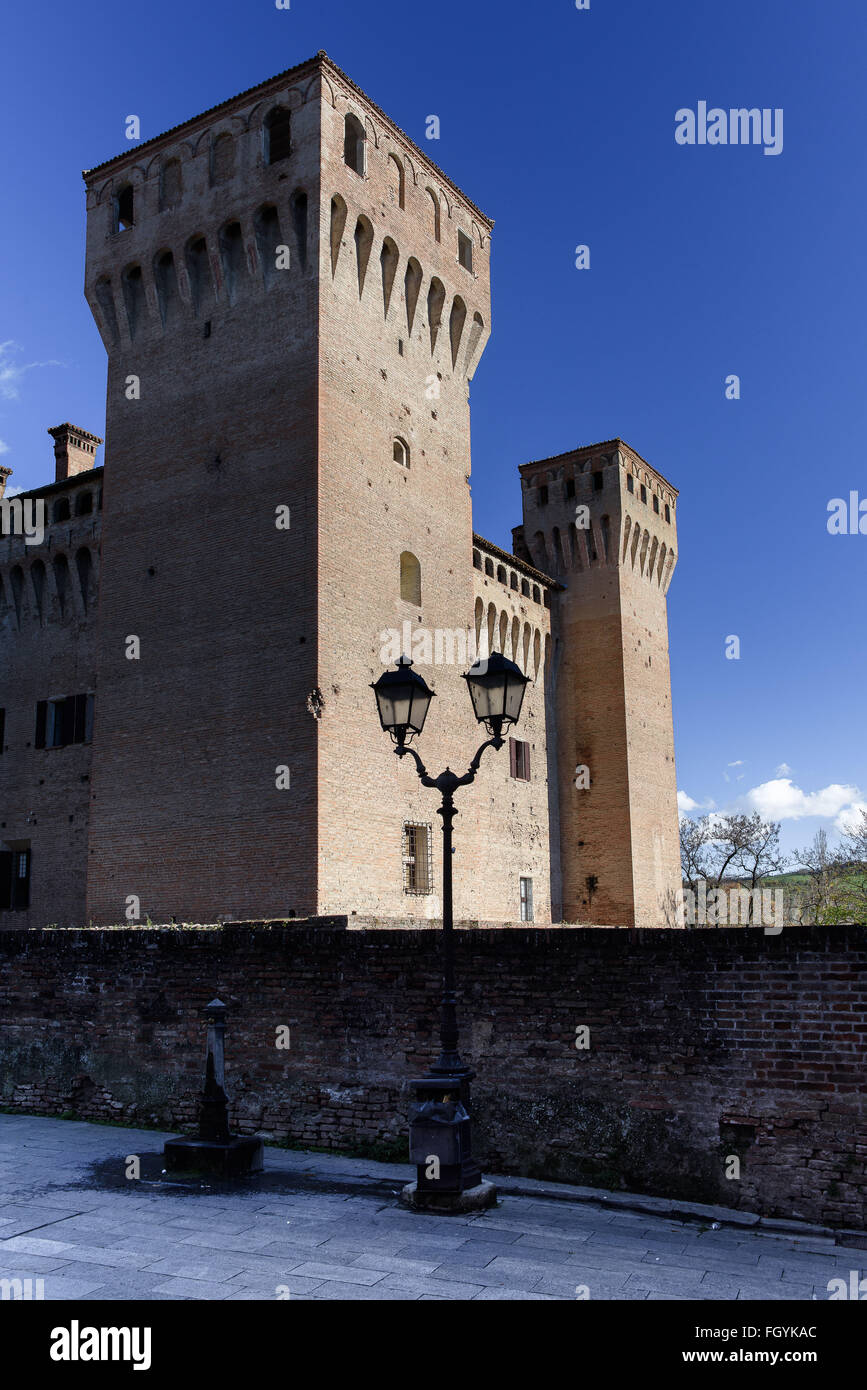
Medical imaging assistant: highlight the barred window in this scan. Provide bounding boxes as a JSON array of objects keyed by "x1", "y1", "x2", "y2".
[
  {"x1": 519, "y1": 876, "x2": 534, "y2": 922},
  {"x1": 403, "y1": 823, "x2": 432, "y2": 895}
]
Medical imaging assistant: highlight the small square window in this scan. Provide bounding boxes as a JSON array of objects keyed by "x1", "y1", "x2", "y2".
[
  {"x1": 519, "y1": 876, "x2": 534, "y2": 922},
  {"x1": 457, "y1": 230, "x2": 473, "y2": 272}
]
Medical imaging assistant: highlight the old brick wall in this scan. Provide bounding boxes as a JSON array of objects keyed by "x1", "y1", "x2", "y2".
[
  {"x1": 0, "y1": 923, "x2": 864, "y2": 1228},
  {"x1": 0, "y1": 470, "x2": 102, "y2": 930}
]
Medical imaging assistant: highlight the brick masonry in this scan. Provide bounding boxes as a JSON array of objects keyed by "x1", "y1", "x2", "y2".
[
  {"x1": 0, "y1": 923, "x2": 864, "y2": 1228},
  {"x1": 1, "y1": 53, "x2": 682, "y2": 934}
]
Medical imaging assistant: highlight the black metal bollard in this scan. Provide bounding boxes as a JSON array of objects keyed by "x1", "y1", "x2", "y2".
[{"x1": 163, "y1": 997, "x2": 263, "y2": 1178}]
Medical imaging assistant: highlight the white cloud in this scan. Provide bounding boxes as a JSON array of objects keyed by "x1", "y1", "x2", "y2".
[
  {"x1": 0, "y1": 340, "x2": 61, "y2": 401},
  {"x1": 745, "y1": 778, "x2": 861, "y2": 822},
  {"x1": 835, "y1": 801, "x2": 867, "y2": 835},
  {"x1": 5, "y1": 485, "x2": 22, "y2": 496},
  {"x1": 728, "y1": 759, "x2": 745, "y2": 767},
  {"x1": 775, "y1": 762, "x2": 792, "y2": 776},
  {"x1": 678, "y1": 790, "x2": 699, "y2": 813},
  {"x1": 0, "y1": 439, "x2": 8, "y2": 456}
]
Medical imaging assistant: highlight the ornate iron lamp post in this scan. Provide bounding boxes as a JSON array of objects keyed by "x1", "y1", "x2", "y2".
[{"x1": 371, "y1": 652, "x2": 529, "y2": 1211}]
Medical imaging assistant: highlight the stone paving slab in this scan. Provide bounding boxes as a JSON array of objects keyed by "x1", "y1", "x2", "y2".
[{"x1": 0, "y1": 1113, "x2": 860, "y2": 1302}]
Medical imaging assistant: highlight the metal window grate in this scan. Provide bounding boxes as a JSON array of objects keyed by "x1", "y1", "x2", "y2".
[
  {"x1": 403, "y1": 823, "x2": 433, "y2": 895},
  {"x1": 519, "y1": 876, "x2": 534, "y2": 922}
]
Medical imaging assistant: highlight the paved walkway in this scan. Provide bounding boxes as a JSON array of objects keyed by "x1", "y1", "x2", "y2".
[{"x1": 0, "y1": 1114, "x2": 858, "y2": 1300}]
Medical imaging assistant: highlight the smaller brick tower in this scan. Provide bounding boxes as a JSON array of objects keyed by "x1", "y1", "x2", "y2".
[{"x1": 515, "y1": 441, "x2": 680, "y2": 926}]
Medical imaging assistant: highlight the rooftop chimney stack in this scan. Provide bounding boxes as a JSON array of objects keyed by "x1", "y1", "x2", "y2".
[{"x1": 48, "y1": 423, "x2": 102, "y2": 482}]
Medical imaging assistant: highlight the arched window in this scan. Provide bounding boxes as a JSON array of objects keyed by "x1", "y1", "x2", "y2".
[
  {"x1": 388, "y1": 153, "x2": 405, "y2": 208},
  {"x1": 114, "y1": 184, "x2": 134, "y2": 232},
  {"x1": 75, "y1": 548, "x2": 92, "y2": 613},
  {"x1": 472, "y1": 549, "x2": 482, "y2": 571},
  {"x1": 344, "y1": 113, "x2": 366, "y2": 175},
  {"x1": 400, "y1": 551, "x2": 421, "y2": 606},
  {"x1": 393, "y1": 437, "x2": 410, "y2": 469},
  {"x1": 75, "y1": 492, "x2": 93, "y2": 517},
  {"x1": 264, "y1": 107, "x2": 292, "y2": 164},
  {"x1": 159, "y1": 158, "x2": 182, "y2": 211},
  {"x1": 185, "y1": 236, "x2": 213, "y2": 316},
  {"x1": 532, "y1": 585, "x2": 541, "y2": 604},
  {"x1": 510, "y1": 572, "x2": 518, "y2": 591},
  {"x1": 211, "y1": 132, "x2": 234, "y2": 185},
  {"x1": 496, "y1": 565, "x2": 507, "y2": 584},
  {"x1": 484, "y1": 558, "x2": 494, "y2": 577},
  {"x1": 53, "y1": 498, "x2": 71, "y2": 523},
  {"x1": 521, "y1": 578, "x2": 530, "y2": 597}
]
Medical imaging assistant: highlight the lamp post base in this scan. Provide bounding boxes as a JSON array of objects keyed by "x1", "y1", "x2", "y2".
[
  {"x1": 163, "y1": 1135, "x2": 264, "y2": 1179},
  {"x1": 400, "y1": 1180, "x2": 497, "y2": 1214}
]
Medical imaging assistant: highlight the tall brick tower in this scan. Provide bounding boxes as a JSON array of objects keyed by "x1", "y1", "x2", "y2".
[
  {"x1": 514, "y1": 442, "x2": 680, "y2": 926},
  {"x1": 81, "y1": 53, "x2": 499, "y2": 923}
]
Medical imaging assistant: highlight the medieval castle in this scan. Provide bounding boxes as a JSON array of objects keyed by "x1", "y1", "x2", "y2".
[{"x1": 0, "y1": 53, "x2": 680, "y2": 931}]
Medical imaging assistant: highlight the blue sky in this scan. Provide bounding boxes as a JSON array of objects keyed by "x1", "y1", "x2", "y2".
[{"x1": 2, "y1": 0, "x2": 864, "y2": 860}]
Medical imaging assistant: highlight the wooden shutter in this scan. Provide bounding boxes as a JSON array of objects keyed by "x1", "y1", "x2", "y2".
[
  {"x1": 60, "y1": 696, "x2": 76, "y2": 747},
  {"x1": 35, "y1": 701, "x2": 47, "y2": 749},
  {"x1": 73, "y1": 692, "x2": 88, "y2": 743},
  {"x1": 524, "y1": 741, "x2": 531, "y2": 781},
  {"x1": 509, "y1": 737, "x2": 517, "y2": 778}
]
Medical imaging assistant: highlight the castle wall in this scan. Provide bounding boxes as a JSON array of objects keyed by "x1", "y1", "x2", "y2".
[
  {"x1": 520, "y1": 442, "x2": 680, "y2": 926},
  {"x1": 0, "y1": 475, "x2": 101, "y2": 928},
  {"x1": 81, "y1": 69, "x2": 323, "y2": 924},
  {"x1": 314, "y1": 72, "x2": 549, "y2": 923}
]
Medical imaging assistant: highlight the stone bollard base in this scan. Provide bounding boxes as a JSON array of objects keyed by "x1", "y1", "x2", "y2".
[
  {"x1": 163, "y1": 1135, "x2": 264, "y2": 1179},
  {"x1": 400, "y1": 1180, "x2": 497, "y2": 1214}
]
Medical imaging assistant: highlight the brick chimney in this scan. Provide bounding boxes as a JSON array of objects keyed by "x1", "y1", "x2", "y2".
[{"x1": 47, "y1": 423, "x2": 102, "y2": 482}]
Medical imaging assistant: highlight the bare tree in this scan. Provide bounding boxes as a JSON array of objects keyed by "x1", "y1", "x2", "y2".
[
  {"x1": 679, "y1": 815, "x2": 713, "y2": 896},
  {"x1": 794, "y1": 827, "x2": 846, "y2": 924}
]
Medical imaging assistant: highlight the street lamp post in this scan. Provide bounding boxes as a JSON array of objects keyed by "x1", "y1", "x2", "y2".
[{"x1": 371, "y1": 652, "x2": 529, "y2": 1212}]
